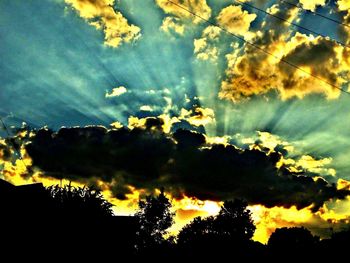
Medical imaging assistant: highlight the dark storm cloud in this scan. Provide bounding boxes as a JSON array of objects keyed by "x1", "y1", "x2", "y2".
[{"x1": 24, "y1": 123, "x2": 350, "y2": 211}]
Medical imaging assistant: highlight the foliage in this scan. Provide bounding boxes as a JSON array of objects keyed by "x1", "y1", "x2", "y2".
[
  {"x1": 46, "y1": 184, "x2": 114, "y2": 218},
  {"x1": 268, "y1": 227, "x2": 319, "y2": 250},
  {"x1": 178, "y1": 199, "x2": 255, "y2": 246},
  {"x1": 216, "y1": 199, "x2": 256, "y2": 240},
  {"x1": 135, "y1": 189, "x2": 175, "y2": 249}
]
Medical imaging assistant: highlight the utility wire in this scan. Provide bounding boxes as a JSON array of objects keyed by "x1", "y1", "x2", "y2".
[
  {"x1": 166, "y1": 0, "x2": 350, "y2": 95},
  {"x1": 0, "y1": 116, "x2": 29, "y2": 172},
  {"x1": 280, "y1": 0, "x2": 350, "y2": 29},
  {"x1": 233, "y1": 0, "x2": 350, "y2": 48}
]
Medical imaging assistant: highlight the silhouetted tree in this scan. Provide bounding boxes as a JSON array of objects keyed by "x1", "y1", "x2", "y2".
[
  {"x1": 268, "y1": 227, "x2": 319, "y2": 259},
  {"x1": 47, "y1": 184, "x2": 114, "y2": 218},
  {"x1": 177, "y1": 216, "x2": 216, "y2": 246},
  {"x1": 215, "y1": 199, "x2": 256, "y2": 240},
  {"x1": 178, "y1": 199, "x2": 255, "y2": 243},
  {"x1": 177, "y1": 199, "x2": 257, "y2": 259},
  {"x1": 135, "y1": 189, "x2": 175, "y2": 252}
]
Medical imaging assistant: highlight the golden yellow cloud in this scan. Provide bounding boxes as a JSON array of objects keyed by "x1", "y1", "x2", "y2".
[
  {"x1": 157, "y1": 0, "x2": 211, "y2": 34},
  {"x1": 110, "y1": 121, "x2": 123, "y2": 129},
  {"x1": 338, "y1": 0, "x2": 350, "y2": 10},
  {"x1": 127, "y1": 106, "x2": 215, "y2": 132},
  {"x1": 337, "y1": 178, "x2": 350, "y2": 191},
  {"x1": 217, "y1": 1, "x2": 350, "y2": 101},
  {"x1": 255, "y1": 131, "x2": 294, "y2": 152},
  {"x1": 194, "y1": 38, "x2": 219, "y2": 61},
  {"x1": 65, "y1": 0, "x2": 141, "y2": 47},
  {"x1": 127, "y1": 114, "x2": 180, "y2": 133},
  {"x1": 194, "y1": 26, "x2": 221, "y2": 61},
  {"x1": 299, "y1": 0, "x2": 326, "y2": 11},
  {"x1": 127, "y1": 116, "x2": 148, "y2": 129},
  {"x1": 250, "y1": 200, "x2": 350, "y2": 244},
  {"x1": 338, "y1": 0, "x2": 350, "y2": 45},
  {"x1": 160, "y1": 16, "x2": 186, "y2": 35},
  {"x1": 278, "y1": 155, "x2": 336, "y2": 177},
  {"x1": 250, "y1": 204, "x2": 315, "y2": 243},
  {"x1": 179, "y1": 107, "x2": 215, "y2": 126},
  {"x1": 295, "y1": 155, "x2": 336, "y2": 176},
  {"x1": 156, "y1": 0, "x2": 211, "y2": 23},
  {"x1": 219, "y1": 32, "x2": 350, "y2": 101},
  {"x1": 216, "y1": 5, "x2": 257, "y2": 36}
]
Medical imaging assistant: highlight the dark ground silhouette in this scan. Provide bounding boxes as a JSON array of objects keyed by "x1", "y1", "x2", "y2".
[{"x1": 1, "y1": 179, "x2": 349, "y2": 260}]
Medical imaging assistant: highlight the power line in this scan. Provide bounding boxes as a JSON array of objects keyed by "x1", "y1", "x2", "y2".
[
  {"x1": 233, "y1": 0, "x2": 350, "y2": 48},
  {"x1": 166, "y1": 0, "x2": 350, "y2": 96},
  {"x1": 280, "y1": 0, "x2": 350, "y2": 29},
  {"x1": 0, "y1": 116, "x2": 29, "y2": 172}
]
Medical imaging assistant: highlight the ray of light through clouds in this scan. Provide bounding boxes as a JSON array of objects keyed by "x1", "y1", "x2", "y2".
[{"x1": 1, "y1": 0, "x2": 350, "y2": 243}]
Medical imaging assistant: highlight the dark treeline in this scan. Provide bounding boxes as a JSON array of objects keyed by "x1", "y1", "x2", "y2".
[{"x1": 0, "y1": 180, "x2": 349, "y2": 260}]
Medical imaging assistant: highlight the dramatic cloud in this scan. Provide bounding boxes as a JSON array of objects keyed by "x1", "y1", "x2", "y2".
[
  {"x1": 105, "y1": 86, "x2": 127, "y2": 98},
  {"x1": 156, "y1": 0, "x2": 211, "y2": 34},
  {"x1": 216, "y1": 5, "x2": 256, "y2": 36},
  {"x1": 22, "y1": 122, "x2": 349, "y2": 211},
  {"x1": 64, "y1": 0, "x2": 141, "y2": 47},
  {"x1": 219, "y1": 3, "x2": 350, "y2": 101},
  {"x1": 299, "y1": 0, "x2": 326, "y2": 11}
]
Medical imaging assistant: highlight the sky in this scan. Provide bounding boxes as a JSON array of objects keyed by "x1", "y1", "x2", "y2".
[{"x1": 1, "y1": 0, "x2": 350, "y2": 243}]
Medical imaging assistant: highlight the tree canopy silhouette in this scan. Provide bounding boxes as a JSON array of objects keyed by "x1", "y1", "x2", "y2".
[
  {"x1": 177, "y1": 199, "x2": 257, "y2": 259},
  {"x1": 268, "y1": 227, "x2": 319, "y2": 259},
  {"x1": 215, "y1": 199, "x2": 256, "y2": 240},
  {"x1": 135, "y1": 189, "x2": 175, "y2": 251},
  {"x1": 47, "y1": 184, "x2": 114, "y2": 218},
  {"x1": 178, "y1": 199, "x2": 255, "y2": 245}
]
